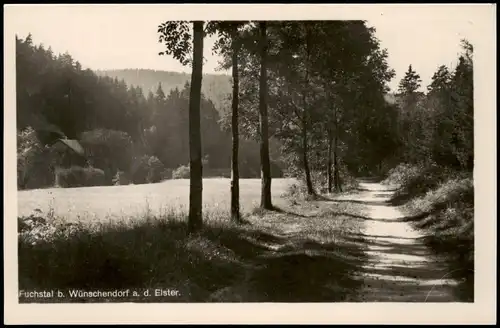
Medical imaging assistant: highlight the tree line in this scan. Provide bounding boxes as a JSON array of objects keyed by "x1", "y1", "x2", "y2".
[
  {"x1": 95, "y1": 68, "x2": 232, "y2": 115},
  {"x1": 16, "y1": 33, "x2": 283, "y2": 190},
  {"x1": 157, "y1": 21, "x2": 400, "y2": 231},
  {"x1": 394, "y1": 41, "x2": 473, "y2": 172},
  {"x1": 157, "y1": 20, "x2": 473, "y2": 232},
  {"x1": 16, "y1": 21, "x2": 473, "y2": 235}
]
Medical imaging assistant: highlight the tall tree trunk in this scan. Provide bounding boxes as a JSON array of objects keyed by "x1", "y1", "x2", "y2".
[
  {"x1": 333, "y1": 132, "x2": 342, "y2": 192},
  {"x1": 302, "y1": 112, "x2": 314, "y2": 195},
  {"x1": 302, "y1": 24, "x2": 314, "y2": 196},
  {"x1": 325, "y1": 86, "x2": 333, "y2": 194},
  {"x1": 333, "y1": 107, "x2": 342, "y2": 192},
  {"x1": 327, "y1": 128, "x2": 333, "y2": 193},
  {"x1": 230, "y1": 30, "x2": 241, "y2": 222},
  {"x1": 188, "y1": 21, "x2": 204, "y2": 233},
  {"x1": 259, "y1": 21, "x2": 273, "y2": 210}
]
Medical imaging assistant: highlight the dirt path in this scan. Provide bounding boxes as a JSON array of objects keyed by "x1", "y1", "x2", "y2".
[
  {"x1": 195, "y1": 178, "x2": 463, "y2": 302},
  {"x1": 334, "y1": 178, "x2": 460, "y2": 302}
]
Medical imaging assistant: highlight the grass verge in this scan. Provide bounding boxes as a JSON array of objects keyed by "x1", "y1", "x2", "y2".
[
  {"x1": 386, "y1": 164, "x2": 474, "y2": 302},
  {"x1": 18, "y1": 194, "x2": 367, "y2": 303}
]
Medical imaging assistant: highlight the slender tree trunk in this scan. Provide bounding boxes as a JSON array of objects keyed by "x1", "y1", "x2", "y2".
[
  {"x1": 333, "y1": 106, "x2": 342, "y2": 192},
  {"x1": 259, "y1": 21, "x2": 273, "y2": 210},
  {"x1": 188, "y1": 21, "x2": 204, "y2": 233},
  {"x1": 333, "y1": 132, "x2": 342, "y2": 192},
  {"x1": 302, "y1": 112, "x2": 314, "y2": 195},
  {"x1": 230, "y1": 31, "x2": 241, "y2": 222},
  {"x1": 302, "y1": 24, "x2": 314, "y2": 196},
  {"x1": 325, "y1": 86, "x2": 333, "y2": 194},
  {"x1": 327, "y1": 128, "x2": 333, "y2": 193}
]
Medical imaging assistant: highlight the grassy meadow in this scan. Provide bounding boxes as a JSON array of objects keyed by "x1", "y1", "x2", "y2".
[
  {"x1": 17, "y1": 168, "x2": 475, "y2": 302},
  {"x1": 18, "y1": 178, "x2": 297, "y2": 223},
  {"x1": 18, "y1": 177, "x2": 370, "y2": 303}
]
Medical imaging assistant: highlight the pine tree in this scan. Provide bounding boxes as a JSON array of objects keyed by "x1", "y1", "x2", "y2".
[
  {"x1": 398, "y1": 65, "x2": 422, "y2": 96},
  {"x1": 428, "y1": 65, "x2": 452, "y2": 94}
]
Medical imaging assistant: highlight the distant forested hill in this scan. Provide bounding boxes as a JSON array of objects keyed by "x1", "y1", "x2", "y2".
[
  {"x1": 16, "y1": 35, "x2": 286, "y2": 190},
  {"x1": 95, "y1": 69, "x2": 232, "y2": 113}
]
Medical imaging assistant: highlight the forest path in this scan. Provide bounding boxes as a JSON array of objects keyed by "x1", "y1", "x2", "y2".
[
  {"x1": 333, "y1": 178, "x2": 460, "y2": 302},
  {"x1": 208, "y1": 177, "x2": 462, "y2": 302}
]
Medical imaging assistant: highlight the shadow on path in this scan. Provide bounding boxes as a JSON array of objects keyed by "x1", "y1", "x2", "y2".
[
  {"x1": 213, "y1": 177, "x2": 466, "y2": 303},
  {"x1": 324, "y1": 210, "x2": 433, "y2": 224},
  {"x1": 247, "y1": 241, "x2": 366, "y2": 302},
  {"x1": 271, "y1": 206, "x2": 311, "y2": 218},
  {"x1": 356, "y1": 187, "x2": 399, "y2": 192},
  {"x1": 210, "y1": 232, "x2": 369, "y2": 302}
]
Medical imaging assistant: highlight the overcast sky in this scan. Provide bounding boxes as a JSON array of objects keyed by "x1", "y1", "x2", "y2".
[{"x1": 6, "y1": 4, "x2": 491, "y2": 92}]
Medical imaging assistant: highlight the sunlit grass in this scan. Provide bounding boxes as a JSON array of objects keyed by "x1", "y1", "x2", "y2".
[{"x1": 18, "y1": 180, "x2": 367, "y2": 303}]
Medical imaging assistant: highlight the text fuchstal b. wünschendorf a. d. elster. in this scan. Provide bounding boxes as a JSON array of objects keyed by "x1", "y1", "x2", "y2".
[{"x1": 19, "y1": 289, "x2": 181, "y2": 298}]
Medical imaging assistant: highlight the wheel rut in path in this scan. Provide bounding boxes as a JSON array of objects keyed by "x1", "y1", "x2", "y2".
[{"x1": 332, "y1": 179, "x2": 460, "y2": 302}]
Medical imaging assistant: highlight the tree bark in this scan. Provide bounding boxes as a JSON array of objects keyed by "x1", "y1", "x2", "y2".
[
  {"x1": 259, "y1": 21, "x2": 273, "y2": 210},
  {"x1": 188, "y1": 21, "x2": 204, "y2": 233},
  {"x1": 333, "y1": 105, "x2": 342, "y2": 192},
  {"x1": 302, "y1": 24, "x2": 314, "y2": 196},
  {"x1": 333, "y1": 132, "x2": 342, "y2": 192},
  {"x1": 327, "y1": 128, "x2": 333, "y2": 193},
  {"x1": 302, "y1": 112, "x2": 314, "y2": 195},
  {"x1": 230, "y1": 29, "x2": 241, "y2": 222}
]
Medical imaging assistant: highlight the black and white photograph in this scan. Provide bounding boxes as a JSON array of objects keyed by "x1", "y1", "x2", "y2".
[{"x1": 4, "y1": 3, "x2": 496, "y2": 325}]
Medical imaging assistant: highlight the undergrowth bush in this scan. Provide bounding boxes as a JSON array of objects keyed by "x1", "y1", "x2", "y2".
[
  {"x1": 130, "y1": 155, "x2": 150, "y2": 184},
  {"x1": 130, "y1": 155, "x2": 165, "y2": 184},
  {"x1": 55, "y1": 166, "x2": 106, "y2": 188},
  {"x1": 283, "y1": 167, "x2": 358, "y2": 200},
  {"x1": 146, "y1": 156, "x2": 165, "y2": 183},
  {"x1": 388, "y1": 163, "x2": 465, "y2": 205},
  {"x1": 112, "y1": 170, "x2": 130, "y2": 186},
  {"x1": 409, "y1": 178, "x2": 473, "y2": 213},
  {"x1": 172, "y1": 165, "x2": 190, "y2": 179},
  {"x1": 18, "y1": 208, "x2": 247, "y2": 301},
  {"x1": 382, "y1": 163, "x2": 421, "y2": 186},
  {"x1": 384, "y1": 161, "x2": 474, "y2": 301},
  {"x1": 309, "y1": 166, "x2": 359, "y2": 194},
  {"x1": 17, "y1": 127, "x2": 57, "y2": 190},
  {"x1": 401, "y1": 176, "x2": 474, "y2": 301},
  {"x1": 283, "y1": 180, "x2": 308, "y2": 199},
  {"x1": 338, "y1": 165, "x2": 360, "y2": 191}
]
